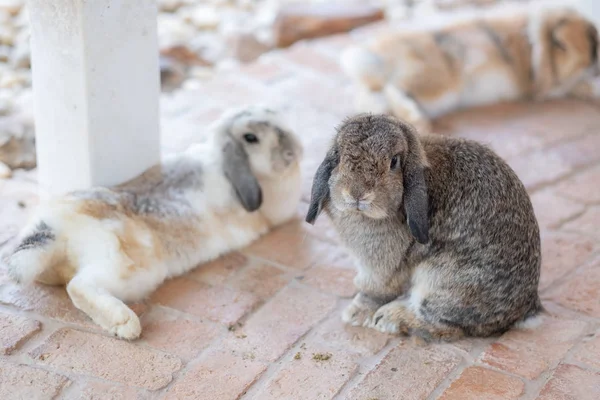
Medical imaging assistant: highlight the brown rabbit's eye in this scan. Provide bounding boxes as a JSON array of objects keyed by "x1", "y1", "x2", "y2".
[
  {"x1": 390, "y1": 155, "x2": 400, "y2": 170},
  {"x1": 243, "y1": 133, "x2": 259, "y2": 144}
]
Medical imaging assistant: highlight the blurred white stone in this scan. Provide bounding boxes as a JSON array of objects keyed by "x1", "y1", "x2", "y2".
[
  {"x1": 182, "y1": 78, "x2": 203, "y2": 91},
  {"x1": 0, "y1": 0, "x2": 23, "y2": 16},
  {"x1": 184, "y1": 5, "x2": 221, "y2": 30},
  {"x1": 0, "y1": 161, "x2": 11, "y2": 178},
  {"x1": 13, "y1": 87, "x2": 31, "y2": 111},
  {"x1": 0, "y1": 70, "x2": 28, "y2": 88},
  {"x1": 0, "y1": 95, "x2": 12, "y2": 116},
  {"x1": 0, "y1": 9, "x2": 10, "y2": 24},
  {"x1": 228, "y1": 33, "x2": 272, "y2": 63},
  {"x1": 188, "y1": 32, "x2": 225, "y2": 64},
  {"x1": 189, "y1": 66, "x2": 215, "y2": 80},
  {"x1": 0, "y1": 45, "x2": 10, "y2": 62},
  {"x1": 9, "y1": 40, "x2": 29, "y2": 68},
  {"x1": 210, "y1": 0, "x2": 236, "y2": 5},
  {"x1": 160, "y1": 55, "x2": 186, "y2": 91},
  {"x1": 215, "y1": 58, "x2": 240, "y2": 71},
  {"x1": 12, "y1": 5, "x2": 27, "y2": 27},
  {"x1": 0, "y1": 25, "x2": 15, "y2": 46},
  {"x1": 237, "y1": 0, "x2": 257, "y2": 11},
  {"x1": 14, "y1": 20, "x2": 29, "y2": 41},
  {"x1": 157, "y1": 13, "x2": 196, "y2": 47},
  {"x1": 158, "y1": 0, "x2": 186, "y2": 13},
  {"x1": 0, "y1": 112, "x2": 36, "y2": 170}
]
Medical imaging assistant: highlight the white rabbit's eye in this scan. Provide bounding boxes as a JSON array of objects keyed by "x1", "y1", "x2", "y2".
[
  {"x1": 390, "y1": 155, "x2": 400, "y2": 170},
  {"x1": 243, "y1": 133, "x2": 259, "y2": 144}
]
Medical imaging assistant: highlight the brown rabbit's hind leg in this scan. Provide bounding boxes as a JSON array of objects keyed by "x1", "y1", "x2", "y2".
[
  {"x1": 67, "y1": 274, "x2": 141, "y2": 340},
  {"x1": 370, "y1": 299, "x2": 464, "y2": 342}
]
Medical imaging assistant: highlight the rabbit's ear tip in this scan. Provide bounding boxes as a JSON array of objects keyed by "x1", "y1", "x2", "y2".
[
  {"x1": 415, "y1": 233, "x2": 430, "y2": 244},
  {"x1": 305, "y1": 206, "x2": 318, "y2": 225}
]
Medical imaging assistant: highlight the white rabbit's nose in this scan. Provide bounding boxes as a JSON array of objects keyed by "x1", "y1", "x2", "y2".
[{"x1": 283, "y1": 150, "x2": 295, "y2": 162}]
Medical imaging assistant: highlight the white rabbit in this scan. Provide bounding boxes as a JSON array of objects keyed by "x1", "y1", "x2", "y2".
[
  {"x1": 3, "y1": 105, "x2": 304, "y2": 340},
  {"x1": 341, "y1": 6, "x2": 600, "y2": 133}
]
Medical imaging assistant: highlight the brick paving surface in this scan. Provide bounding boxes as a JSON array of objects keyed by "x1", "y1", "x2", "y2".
[{"x1": 2, "y1": 25, "x2": 600, "y2": 400}]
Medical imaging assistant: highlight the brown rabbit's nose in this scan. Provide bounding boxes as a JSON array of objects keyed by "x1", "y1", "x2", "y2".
[{"x1": 342, "y1": 189, "x2": 374, "y2": 211}]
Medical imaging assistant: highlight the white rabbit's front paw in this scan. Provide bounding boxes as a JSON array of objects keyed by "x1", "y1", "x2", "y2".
[{"x1": 106, "y1": 307, "x2": 142, "y2": 340}]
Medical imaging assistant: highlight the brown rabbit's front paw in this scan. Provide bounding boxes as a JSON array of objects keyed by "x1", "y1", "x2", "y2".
[
  {"x1": 370, "y1": 301, "x2": 413, "y2": 335},
  {"x1": 342, "y1": 301, "x2": 376, "y2": 327}
]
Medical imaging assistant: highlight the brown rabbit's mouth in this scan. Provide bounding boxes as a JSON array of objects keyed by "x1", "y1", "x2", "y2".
[{"x1": 335, "y1": 201, "x2": 389, "y2": 220}]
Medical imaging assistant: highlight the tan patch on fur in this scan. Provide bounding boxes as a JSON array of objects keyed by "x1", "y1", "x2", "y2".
[
  {"x1": 531, "y1": 9, "x2": 598, "y2": 96},
  {"x1": 77, "y1": 200, "x2": 125, "y2": 220},
  {"x1": 373, "y1": 32, "x2": 462, "y2": 103},
  {"x1": 483, "y1": 14, "x2": 533, "y2": 95},
  {"x1": 117, "y1": 217, "x2": 161, "y2": 280},
  {"x1": 59, "y1": 262, "x2": 77, "y2": 283},
  {"x1": 37, "y1": 261, "x2": 76, "y2": 286},
  {"x1": 553, "y1": 18, "x2": 596, "y2": 77},
  {"x1": 75, "y1": 199, "x2": 167, "y2": 280},
  {"x1": 360, "y1": 8, "x2": 597, "y2": 105},
  {"x1": 116, "y1": 164, "x2": 163, "y2": 189},
  {"x1": 27, "y1": 235, "x2": 75, "y2": 286},
  {"x1": 215, "y1": 207, "x2": 271, "y2": 241}
]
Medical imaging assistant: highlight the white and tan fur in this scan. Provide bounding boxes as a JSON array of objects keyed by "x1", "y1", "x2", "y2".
[
  {"x1": 341, "y1": 6, "x2": 600, "y2": 133},
  {"x1": 3, "y1": 105, "x2": 303, "y2": 340}
]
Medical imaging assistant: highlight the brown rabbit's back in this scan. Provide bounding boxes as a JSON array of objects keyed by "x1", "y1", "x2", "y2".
[{"x1": 415, "y1": 135, "x2": 542, "y2": 336}]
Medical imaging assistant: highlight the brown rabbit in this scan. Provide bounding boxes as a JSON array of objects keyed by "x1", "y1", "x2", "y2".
[{"x1": 306, "y1": 114, "x2": 542, "y2": 341}]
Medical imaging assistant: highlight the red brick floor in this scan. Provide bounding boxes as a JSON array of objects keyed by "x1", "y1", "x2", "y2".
[{"x1": 2, "y1": 29, "x2": 600, "y2": 399}]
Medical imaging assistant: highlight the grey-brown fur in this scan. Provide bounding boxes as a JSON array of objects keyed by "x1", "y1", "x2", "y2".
[
  {"x1": 8, "y1": 104, "x2": 302, "y2": 276},
  {"x1": 70, "y1": 111, "x2": 291, "y2": 219},
  {"x1": 71, "y1": 157, "x2": 203, "y2": 218},
  {"x1": 306, "y1": 114, "x2": 542, "y2": 341}
]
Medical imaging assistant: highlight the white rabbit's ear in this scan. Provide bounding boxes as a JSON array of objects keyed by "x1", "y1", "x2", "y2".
[
  {"x1": 222, "y1": 138, "x2": 263, "y2": 212},
  {"x1": 306, "y1": 147, "x2": 339, "y2": 225}
]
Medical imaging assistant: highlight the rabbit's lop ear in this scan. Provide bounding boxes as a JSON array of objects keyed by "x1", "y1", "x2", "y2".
[
  {"x1": 403, "y1": 133, "x2": 429, "y2": 244},
  {"x1": 306, "y1": 148, "x2": 339, "y2": 225},
  {"x1": 223, "y1": 139, "x2": 263, "y2": 212},
  {"x1": 588, "y1": 24, "x2": 598, "y2": 64}
]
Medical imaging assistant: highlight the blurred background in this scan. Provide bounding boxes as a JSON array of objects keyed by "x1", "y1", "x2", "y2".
[
  {"x1": 0, "y1": 0, "x2": 561, "y2": 177},
  {"x1": 2, "y1": 4, "x2": 600, "y2": 399}
]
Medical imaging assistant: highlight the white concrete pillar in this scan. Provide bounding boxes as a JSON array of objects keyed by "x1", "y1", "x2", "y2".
[{"x1": 28, "y1": 0, "x2": 161, "y2": 196}]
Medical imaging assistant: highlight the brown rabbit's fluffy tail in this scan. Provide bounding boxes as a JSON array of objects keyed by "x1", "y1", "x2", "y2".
[{"x1": 514, "y1": 296, "x2": 546, "y2": 330}]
